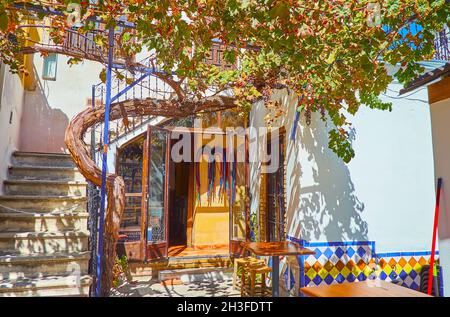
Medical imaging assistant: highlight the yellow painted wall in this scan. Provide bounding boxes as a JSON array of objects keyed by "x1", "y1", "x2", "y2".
[
  {"x1": 21, "y1": 24, "x2": 42, "y2": 90},
  {"x1": 192, "y1": 207, "x2": 229, "y2": 246},
  {"x1": 192, "y1": 136, "x2": 229, "y2": 246}
]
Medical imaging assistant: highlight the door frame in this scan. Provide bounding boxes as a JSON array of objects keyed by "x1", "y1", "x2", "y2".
[
  {"x1": 114, "y1": 133, "x2": 147, "y2": 261},
  {"x1": 265, "y1": 127, "x2": 286, "y2": 242},
  {"x1": 143, "y1": 125, "x2": 171, "y2": 261},
  {"x1": 228, "y1": 128, "x2": 250, "y2": 257},
  {"x1": 140, "y1": 124, "x2": 248, "y2": 261}
]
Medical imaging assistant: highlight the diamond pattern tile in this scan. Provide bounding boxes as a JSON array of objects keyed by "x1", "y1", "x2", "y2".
[
  {"x1": 340, "y1": 266, "x2": 351, "y2": 278},
  {"x1": 335, "y1": 273, "x2": 345, "y2": 283},
  {"x1": 295, "y1": 240, "x2": 439, "y2": 291},
  {"x1": 306, "y1": 268, "x2": 317, "y2": 280},
  {"x1": 347, "y1": 273, "x2": 356, "y2": 282},
  {"x1": 357, "y1": 259, "x2": 367, "y2": 270},
  {"x1": 379, "y1": 271, "x2": 388, "y2": 280},
  {"x1": 408, "y1": 257, "x2": 417, "y2": 267},
  {"x1": 313, "y1": 248, "x2": 322, "y2": 259},
  {"x1": 410, "y1": 281, "x2": 419, "y2": 290},
  {"x1": 329, "y1": 267, "x2": 340, "y2": 279},
  {"x1": 335, "y1": 247, "x2": 344, "y2": 259},
  {"x1": 323, "y1": 248, "x2": 333, "y2": 259},
  {"x1": 346, "y1": 260, "x2": 356, "y2": 270},
  {"x1": 329, "y1": 254, "x2": 340, "y2": 265},
  {"x1": 312, "y1": 262, "x2": 322, "y2": 273},
  {"x1": 323, "y1": 261, "x2": 334, "y2": 272},
  {"x1": 318, "y1": 268, "x2": 329, "y2": 279},
  {"x1": 357, "y1": 272, "x2": 366, "y2": 281},
  {"x1": 418, "y1": 257, "x2": 427, "y2": 266},
  {"x1": 388, "y1": 258, "x2": 397, "y2": 267},
  {"x1": 357, "y1": 247, "x2": 366, "y2": 257},
  {"x1": 347, "y1": 247, "x2": 356, "y2": 258},
  {"x1": 324, "y1": 274, "x2": 334, "y2": 285},
  {"x1": 312, "y1": 275, "x2": 323, "y2": 285},
  {"x1": 335, "y1": 260, "x2": 345, "y2": 271},
  {"x1": 399, "y1": 270, "x2": 408, "y2": 280},
  {"x1": 398, "y1": 257, "x2": 407, "y2": 267}
]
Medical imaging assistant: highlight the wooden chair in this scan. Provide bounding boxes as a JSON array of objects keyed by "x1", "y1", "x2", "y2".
[
  {"x1": 419, "y1": 265, "x2": 442, "y2": 296},
  {"x1": 240, "y1": 262, "x2": 272, "y2": 297},
  {"x1": 232, "y1": 257, "x2": 265, "y2": 290}
]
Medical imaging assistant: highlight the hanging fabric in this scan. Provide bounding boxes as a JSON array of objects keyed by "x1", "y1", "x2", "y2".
[
  {"x1": 231, "y1": 158, "x2": 237, "y2": 204},
  {"x1": 194, "y1": 144, "x2": 234, "y2": 204},
  {"x1": 207, "y1": 150, "x2": 216, "y2": 202},
  {"x1": 290, "y1": 94, "x2": 304, "y2": 141},
  {"x1": 194, "y1": 146, "x2": 202, "y2": 205}
]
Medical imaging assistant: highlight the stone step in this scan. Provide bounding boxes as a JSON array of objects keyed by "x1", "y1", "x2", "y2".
[
  {"x1": 0, "y1": 230, "x2": 89, "y2": 255},
  {"x1": 4, "y1": 180, "x2": 87, "y2": 196},
  {"x1": 0, "y1": 212, "x2": 89, "y2": 232},
  {"x1": 0, "y1": 195, "x2": 87, "y2": 213},
  {"x1": 9, "y1": 165, "x2": 84, "y2": 181},
  {"x1": 129, "y1": 256, "x2": 232, "y2": 281},
  {"x1": 0, "y1": 275, "x2": 92, "y2": 297},
  {"x1": 12, "y1": 151, "x2": 76, "y2": 168},
  {"x1": 159, "y1": 267, "x2": 234, "y2": 283},
  {"x1": 0, "y1": 251, "x2": 90, "y2": 280}
]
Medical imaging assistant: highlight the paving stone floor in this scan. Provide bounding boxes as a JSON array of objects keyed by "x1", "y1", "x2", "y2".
[{"x1": 110, "y1": 278, "x2": 240, "y2": 297}]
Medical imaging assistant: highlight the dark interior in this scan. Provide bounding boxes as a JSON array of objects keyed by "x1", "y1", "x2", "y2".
[{"x1": 168, "y1": 160, "x2": 190, "y2": 247}]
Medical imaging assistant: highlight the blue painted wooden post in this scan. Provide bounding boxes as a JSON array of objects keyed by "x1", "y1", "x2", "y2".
[
  {"x1": 96, "y1": 26, "x2": 114, "y2": 297},
  {"x1": 89, "y1": 84, "x2": 98, "y2": 296}
]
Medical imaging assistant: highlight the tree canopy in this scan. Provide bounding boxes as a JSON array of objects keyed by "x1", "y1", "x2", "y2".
[{"x1": 1, "y1": 0, "x2": 450, "y2": 162}]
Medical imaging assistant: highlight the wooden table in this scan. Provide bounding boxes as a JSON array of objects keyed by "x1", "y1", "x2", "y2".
[
  {"x1": 242, "y1": 241, "x2": 315, "y2": 297},
  {"x1": 300, "y1": 280, "x2": 432, "y2": 297}
]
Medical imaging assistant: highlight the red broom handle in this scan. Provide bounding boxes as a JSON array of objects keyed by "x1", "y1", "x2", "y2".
[{"x1": 428, "y1": 177, "x2": 442, "y2": 295}]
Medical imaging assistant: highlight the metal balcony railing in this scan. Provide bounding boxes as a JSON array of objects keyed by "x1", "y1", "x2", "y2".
[
  {"x1": 434, "y1": 28, "x2": 450, "y2": 61},
  {"x1": 21, "y1": 25, "x2": 129, "y2": 65}
]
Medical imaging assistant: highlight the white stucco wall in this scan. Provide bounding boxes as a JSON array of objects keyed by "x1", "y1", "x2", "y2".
[
  {"x1": 19, "y1": 54, "x2": 102, "y2": 153},
  {"x1": 0, "y1": 65, "x2": 25, "y2": 194},
  {"x1": 250, "y1": 82, "x2": 436, "y2": 254}
]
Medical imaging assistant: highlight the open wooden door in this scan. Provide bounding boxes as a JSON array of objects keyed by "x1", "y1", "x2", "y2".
[
  {"x1": 144, "y1": 126, "x2": 171, "y2": 261},
  {"x1": 229, "y1": 130, "x2": 250, "y2": 257}
]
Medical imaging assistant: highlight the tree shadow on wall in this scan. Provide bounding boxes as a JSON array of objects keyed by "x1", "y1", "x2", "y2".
[
  {"x1": 20, "y1": 62, "x2": 69, "y2": 153},
  {"x1": 288, "y1": 115, "x2": 368, "y2": 242}
]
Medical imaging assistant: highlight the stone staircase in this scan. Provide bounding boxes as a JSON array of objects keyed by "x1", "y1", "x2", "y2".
[{"x1": 0, "y1": 151, "x2": 92, "y2": 296}]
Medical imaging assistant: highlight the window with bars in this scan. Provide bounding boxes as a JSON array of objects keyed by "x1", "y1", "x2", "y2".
[{"x1": 266, "y1": 130, "x2": 286, "y2": 242}]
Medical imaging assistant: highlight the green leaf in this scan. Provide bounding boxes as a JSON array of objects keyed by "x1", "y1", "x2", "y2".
[
  {"x1": 325, "y1": 50, "x2": 337, "y2": 65},
  {"x1": 328, "y1": 129, "x2": 355, "y2": 163},
  {"x1": 122, "y1": 32, "x2": 131, "y2": 42},
  {"x1": 0, "y1": 12, "x2": 8, "y2": 31},
  {"x1": 67, "y1": 57, "x2": 82, "y2": 66},
  {"x1": 99, "y1": 68, "x2": 106, "y2": 83}
]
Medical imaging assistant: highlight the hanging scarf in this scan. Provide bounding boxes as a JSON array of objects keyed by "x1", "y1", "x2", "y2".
[
  {"x1": 207, "y1": 151, "x2": 216, "y2": 202},
  {"x1": 194, "y1": 145, "x2": 237, "y2": 204},
  {"x1": 218, "y1": 151, "x2": 227, "y2": 198},
  {"x1": 231, "y1": 158, "x2": 237, "y2": 204},
  {"x1": 194, "y1": 146, "x2": 202, "y2": 205}
]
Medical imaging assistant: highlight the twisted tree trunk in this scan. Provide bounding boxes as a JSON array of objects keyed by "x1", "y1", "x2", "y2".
[{"x1": 65, "y1": 95, "x2": 235, "y2": 296}]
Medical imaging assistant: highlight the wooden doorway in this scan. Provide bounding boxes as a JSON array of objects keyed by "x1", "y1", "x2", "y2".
[{"x1": 117, "y1": 124, "x2": 251, "y2": 262}]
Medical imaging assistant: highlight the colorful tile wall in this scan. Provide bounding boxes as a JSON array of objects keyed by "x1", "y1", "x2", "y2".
[
  {"x1": 285, "y1": 236, "x2": 442, "y2": 295},
  {"x1": 376, "y1": 252, "x2": 441, "y2": 292}
]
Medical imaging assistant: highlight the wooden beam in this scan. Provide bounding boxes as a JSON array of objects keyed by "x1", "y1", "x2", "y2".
[{"x1": 428, "y1": 76, "x2": 450, "y2": 104}]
